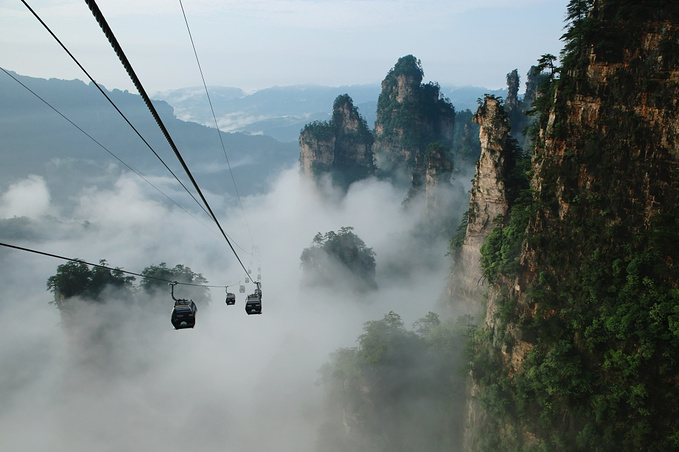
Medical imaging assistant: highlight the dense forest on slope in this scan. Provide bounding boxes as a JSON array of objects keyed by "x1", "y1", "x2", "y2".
[
  {"x1": 468, "y1": 1, "x2": 679, "y2": 450},
  {"x1": 317, "y1": 311, "x2": 470, "y2": 452},
  {"x1": 300, "y1": 227, "x2": 377, "y2": 293}
]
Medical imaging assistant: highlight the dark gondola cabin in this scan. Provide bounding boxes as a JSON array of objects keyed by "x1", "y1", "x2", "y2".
[
  {"x1": 245, "y1": 292, "x2": 262, "y2": 315},
  {"x1": 225, "y1": 292, "x2": 236, "y2": 305},
  {"x1": 171, "y1": 299, "x2": 197, "y2": 329}
]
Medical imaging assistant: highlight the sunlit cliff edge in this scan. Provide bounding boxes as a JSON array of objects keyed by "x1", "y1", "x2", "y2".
[{"x1": 458, "y1": 1, "x2": 679, "y2": 449}]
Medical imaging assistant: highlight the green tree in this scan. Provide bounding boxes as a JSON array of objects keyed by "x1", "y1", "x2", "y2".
[
  {"x1": 318, "y1": 311, "x2": 468, "y2": 451},
  {"x1": 46, "y1": 259, "x2": 135, "y2": 310},
  {"x1": 412, "y1": 311, "x2": 441, "y2": 337},
  {"x1": 139, "y1": 262, "x2": 210, "y2": 306},
  {"x1": 300, "y1": 226, "x2": 377, "y2": 292},
  {"x1": 562, "y1": 0, "x2": 596, "y2": 67},
  {"x1": 358, "y1": 311, "x2": 413, "y2": 365}
]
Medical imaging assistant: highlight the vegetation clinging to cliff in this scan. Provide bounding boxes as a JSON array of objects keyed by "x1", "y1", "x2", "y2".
[
  {"x1": 317, "y1": 311, "x2": 469, "y2": 451},
  {"x1": 47, "y1": 259, "x2": 135, "y2": 305},
  {"x1": 299, "y1": 94, "x2": 375, "y2": 189},
  {"x1": 472, "y1": 208, "x2": 679, "y2": 450},
  {"x1": 469, "y1": 1, "x2": 679, "y2": 449},
  {"x1": 300, "y1": 227, "x2": 377, "y2": 293},
  {"x1": 374, "y1": 55, "x2": 455, "y2": 175},
  {"x1": 450, "y1": 109, "x2": 481, "y2": 165}
]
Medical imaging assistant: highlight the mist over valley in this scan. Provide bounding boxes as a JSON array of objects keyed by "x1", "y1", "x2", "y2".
[
  {"x1": 3, "y1": 0, "x2": 679, "y2": 448},
  {"x1": 1, "y1": 64, "x2": 474, "y2": 450}
]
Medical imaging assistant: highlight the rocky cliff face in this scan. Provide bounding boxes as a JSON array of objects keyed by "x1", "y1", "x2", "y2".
[
  {"x1": 373, "y1": 55, "x2": 455, "y2": 184},
  {"x1": 299, "y1": 130, "x2": 335, "y2": 176},
  {"x1": 445, "y1": 96, "x2": 516, "y2": 317},
  {"x1": 465, "y1": 1, "x2": 679, "y2": 449},
  {"x1": 423, "y1": 144, "x2": 454, "y2": 215},
  {"x1": 299, "y1": 94, "x2": 374, "y2": 189}
]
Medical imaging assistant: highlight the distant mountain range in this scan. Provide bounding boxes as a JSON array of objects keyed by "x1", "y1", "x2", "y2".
[
  {"x1": 0, "y1": 70, "x2": 505, "y2": 205},
  {"x1": 0, "y1": 71, "x2": 299, "y2": 202},
  {"x1": 153, "y1": 84, "x2": 507, "y2": 143}
]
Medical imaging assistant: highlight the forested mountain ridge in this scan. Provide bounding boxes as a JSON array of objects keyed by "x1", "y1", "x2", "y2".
[
  {"x1": 0, "y1": 71, "x2": 299, "y2": 198},
  {"x1": 462, "y1": 1, "x2": 679, "y2": 449}
]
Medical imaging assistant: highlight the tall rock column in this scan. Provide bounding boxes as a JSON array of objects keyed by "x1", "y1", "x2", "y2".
[
  {"x1": 299, "y1": 94, "x2": 374, "y2": 190},
  {"x1": 373, "y1": 55, "x2": 455, "y2": 186},
  {"x1": 445, "y1": 96, "x2": 514, "y2": 317}
]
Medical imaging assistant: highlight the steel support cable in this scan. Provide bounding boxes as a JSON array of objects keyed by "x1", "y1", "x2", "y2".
[
  {"x1": 18, "y1": 0, "x2": 210, "y2": 220},
  {"x1": 0, "y1": 66, "x2": 221, "y2": 238},
  {"x1": 0, "y1": 241, "x2": 235, "y2": 288},
  {"x1": 178, "y1": 0, "x2": 256, "y2": 250},
  {"x1": 83, "y1": 0, "x2": 252, "y2": 280}
]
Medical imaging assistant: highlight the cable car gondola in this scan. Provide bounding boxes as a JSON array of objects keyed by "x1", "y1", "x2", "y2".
[
  {"x1": 225, "y1": 286, "x2": 236, "y2": 306},
  {"x1": 245, "y1": 282, "x2": 262, "y2": 315},
  {"x1": 170, "y1": 282, "x2": 197, "y2": 329}
]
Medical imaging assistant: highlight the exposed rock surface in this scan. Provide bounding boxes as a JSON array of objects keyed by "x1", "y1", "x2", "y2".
[
  {"x1": 445, "y1": 96, "x2": 515, "y2": 317},
  {"x1": 299, "y1": 94, "x2": 374, "y2": 189},
  {"x1": 373, "y1": 55, "x2": 455, "y2": 184},
  {"x1": 465, "y1": 2, "x2": 679, "y2": 449},
  {"x1": 423, "y1": 144, "x2": 454, "y2": 215}
]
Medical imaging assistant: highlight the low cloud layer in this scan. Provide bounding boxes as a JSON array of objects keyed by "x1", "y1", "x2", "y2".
[
  {"x1": 0, "y1": 174, "x2": 51, "y2": 219},
  {"x1": 0, "y1": 164, "x2": 463, "y2": 451}
]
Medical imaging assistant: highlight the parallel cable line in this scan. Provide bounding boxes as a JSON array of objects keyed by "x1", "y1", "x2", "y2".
[
  {"x1": 178, "y1": 0, "x2": 256, "y2": 250},
  {"x1": 19, "y1": 0, "x2": 210, "y2": 220},
  {"x1": 83, "y1": 0, "x2": 253, "y2": 280},
  {"x1": 0, "y1": 66, "x2": 219, "y2": 238},
  {"x1": 0, "y1": 241, "x2": 231, "y2": 288}
]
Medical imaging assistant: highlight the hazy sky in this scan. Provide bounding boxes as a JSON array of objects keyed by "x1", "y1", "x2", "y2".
[{"x1": 1, "y1": 0, "x2": 569, "y2": 93}]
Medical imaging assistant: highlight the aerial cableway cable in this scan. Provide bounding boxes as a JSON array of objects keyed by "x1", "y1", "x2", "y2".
[
  {"x1": 0, "y1": 241, "x2": 235, "y2": 289},
  {"x1": 2, "y1": 66, "x2": 246, "y2": 251},
  {"x1": 19, "y1": 0, "x2": 211, "y2": 221},
  {"x1": 0, "y1": 66, "x2": 221, "y2": 239},
  {"x1": 82, "y1": 0, "x2": 253, "y2": 281},
  {"x1": 178, "y1": 0, "x2": 257, "y2": 250}
]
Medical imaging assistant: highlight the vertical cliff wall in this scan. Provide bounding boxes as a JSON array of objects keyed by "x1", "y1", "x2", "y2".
[
  {"x1": 445, "y1": 96, "x2": 517, "y2": 318},
  {"x1": 423, "y1": 143, "x2": 454, "y2": 215},
  {"x1": 466, "y1": 1, "x2": 679, "y2": 449}
]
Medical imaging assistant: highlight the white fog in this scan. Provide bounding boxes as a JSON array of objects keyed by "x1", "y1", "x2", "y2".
[{"x1": 0, "y1": 163, "x2": 464, "y2": 451}]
